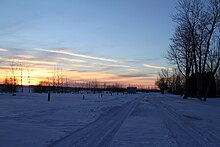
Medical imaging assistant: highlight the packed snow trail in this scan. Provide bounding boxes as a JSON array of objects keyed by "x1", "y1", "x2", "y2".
[
  {"x1": 152, "y1": 95, "x2": 220, "y2": 147},
  {"x1": 49, "y1": 95, "x2": 141, "y2": 147},
  {"x1": 1, "y1": 93, "x2": 219, "y2": 147},
  {"x1": 112, "y1": 94, "x2": 220, "y2": 147}
]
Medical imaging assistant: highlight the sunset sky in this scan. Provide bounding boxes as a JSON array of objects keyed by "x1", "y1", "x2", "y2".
[{"x1": 0, "y1": 0, "x2": 176, "y2": 87}]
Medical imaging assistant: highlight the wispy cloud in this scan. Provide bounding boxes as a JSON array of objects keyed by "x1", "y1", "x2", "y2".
[
  {"x1": 36, "y1": 48, "x2": 119, "y2": 63},
  {"x1": 0, "y1": 48, "x2": 8, "y2": 52},
  {"x1": 92, "y1": 62, "x2": 130, "y2": 68},
  {"x1": 117, "y1": 73, "x2": 156, "y2": 78},
  {"x1": 0, "y1": 58, "x2": 57, "y2": 66},
  {"x1": 16, "y1": 59, "x2": 57, "y2": 65},
  {"x1": 143, "y1": 64, "x2": 172, "y2": 70},
  {"x1": 57, "y1": 57, "x2": 87, "y2": 63},
  {"x1": 15, "y1": 55, "x2": 34, "y2": 59},
  {"x1": 0, "y1": 47, "x2": 165, "y2": 86}
]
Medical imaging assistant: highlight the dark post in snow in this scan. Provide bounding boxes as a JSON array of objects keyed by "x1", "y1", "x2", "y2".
[
  {"x1": 83, "y1": 95, "x2": 85, "y2": 100},
  {"x1": 48, "y1": 92, "x2": 51, "y2": 101},
  {"x1": 101, "y1": 93, "x2": 103, "y2": 98}
]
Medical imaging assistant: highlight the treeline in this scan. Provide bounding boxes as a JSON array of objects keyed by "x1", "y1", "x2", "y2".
[
  {"x1": 0, "y1": 76, "x2": 132, "y2": 93},
  {"x1": 1, "y1": 61, "x2": 154, "y2": 94},
  {"x1": 0, "y1": 62, "x2": 31, "y2": 93},
  {"x1": 155, "y1": 69, "x2": 185, "y2": 95},
  {"x1": 160, "y1": 0, "x2": 220, "y2": 100},
  {"x1": 156, "y1": 68, "x2": 220, "y2": 97},
  {"x1": 0, "y1": 78, "x2": 127, "y2": 93},
  {"x1": 34, "y1": 81, "x2": 128, "y2": 93}
]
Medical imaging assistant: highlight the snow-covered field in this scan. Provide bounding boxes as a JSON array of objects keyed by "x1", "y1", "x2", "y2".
[{"x1": 0, "y1": 92, "x2": 220, "y2": 147}]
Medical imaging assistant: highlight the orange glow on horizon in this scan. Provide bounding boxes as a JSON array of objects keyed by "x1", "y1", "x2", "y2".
[
  {"x1": 0, "y1": 57, "x2": 159, "y2": 88},
  {"x1": 0, "y1": 67, "x2": 157, "y2": 87}
]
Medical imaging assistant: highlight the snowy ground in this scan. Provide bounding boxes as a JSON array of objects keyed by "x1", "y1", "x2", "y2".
[{"x1": 0, "y1": 92, "x2": 220, "y2": 147}]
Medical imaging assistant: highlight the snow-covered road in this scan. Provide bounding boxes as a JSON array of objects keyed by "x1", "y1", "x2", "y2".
[
  {"x1": 1, "y1": 93, "x2": 220, "y2": 147},
  {"x1": 49, "y1": 96, "x2": 140, "y2": 147},
  {"x1": 112, "y1": 93, "x2": 220, "y2": 147},
  {"x1": 154, "y1": 97, "x2": 220, "y2": 147}
]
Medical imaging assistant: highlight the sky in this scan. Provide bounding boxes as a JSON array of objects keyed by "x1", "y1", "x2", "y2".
[{"x1": 0, "y1": 0, "x2": 177, "y2": 87}]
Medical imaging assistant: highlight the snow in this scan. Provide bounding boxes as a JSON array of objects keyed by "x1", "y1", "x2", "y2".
[{"x1": 0, "y1": 92, "x2": 220, "y2": 147}]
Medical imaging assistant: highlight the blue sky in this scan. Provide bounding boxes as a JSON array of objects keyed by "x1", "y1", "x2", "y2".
[{"x1": 0, "y1": 0, "x2": 177, "y2": 87}]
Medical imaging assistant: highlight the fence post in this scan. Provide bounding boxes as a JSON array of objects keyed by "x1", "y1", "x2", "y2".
[{"x1": 48, "y1": 92, "x2": 51, "y2": 101}]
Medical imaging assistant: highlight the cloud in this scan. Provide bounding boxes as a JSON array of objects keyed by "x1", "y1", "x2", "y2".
[
  {"x1": 119, "y1": 57, "x2": 164, "y2": 64},
  {"x1": 15, "y1": 55, "x2": 34, "y2": 59},
  {"x1": 0, "y1": 48, "x2": 8, "y2": 52},
  {"x1": 143, "y1": 64, "x2": 172, "y2": 70},
  {"x1": 0, "y1": 58, "x2": 57, "y2": 66},
  {"x1": 68, "y1": 62, "x2": 132, "y2": 73},
  {"x1": 92, "y1": 62, "x2": 130, "y2": 68},
  {"x1": 0, "y1": 47, "x2": 164, "y2": 86},
  {"x1": 36, "y1": 48, "x2": 119, "y2": 63},
  {"x1": 117, "y1": 73, "x2": 155, "y2": 78},
  {"x1": 16, "y1": 59, "x2": 57, "y2": 65},
  {"x1": 57, "y1": 57, "x2": 86, "y2": 63}
]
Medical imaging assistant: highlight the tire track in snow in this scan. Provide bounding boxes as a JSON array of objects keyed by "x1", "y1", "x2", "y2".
[
  {"x1": 159, "y1": 101, "x2": 220, "y2": 147},
  {"x1": 48, "y1": 96, "x2": 141, "y2": 147},
  {"x1": 153, "y1": 98, "x2": 220, "y2": 147},
  {"x1": 155, "y1": 94, "x2": 220, "y2": 146}
]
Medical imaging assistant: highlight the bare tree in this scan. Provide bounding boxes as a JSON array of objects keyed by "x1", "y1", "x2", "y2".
[
  {"x1": 168, "y1": 0, "x2": 220, "y2": 99},
  {"x1": 10, "y1": 62, "x2": 18, "y2": 93},
  {"x1": 204, "y1": 36, "x2": 220, "y2": 100},
  {"x1": 216, "y1": 68, "x2": 220, "y2": 95},
  {"x1": 168, "y1": 23, "x2": 194, "y2": 98},
  {"x1": 19, "y1": 63, "x2": 24, "y2": 93},
  {"x1": 52, "y1": 66, "x2": 57, "y2": 92},
  {"x1": 65, "y1": 77, "x2": 68, "y2": 88},
  {"x1": 26, "y1": 66, "x2": 31, "y2": 93},
  {"x1": 155, "y1": 69, "x2": 171, "y2": 92},
  {"x1": 56, "y1": 67, "x2": 60, "y2": 88}
]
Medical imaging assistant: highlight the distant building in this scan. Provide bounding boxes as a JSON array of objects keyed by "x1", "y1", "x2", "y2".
[{"x1": 127, "y1": 86, "x2": 137, "y2": 93}]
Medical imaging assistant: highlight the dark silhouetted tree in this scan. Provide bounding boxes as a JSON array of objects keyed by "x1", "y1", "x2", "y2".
[{"x1": 168, "y1": 0, "x2": 220, "y2": 100}]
